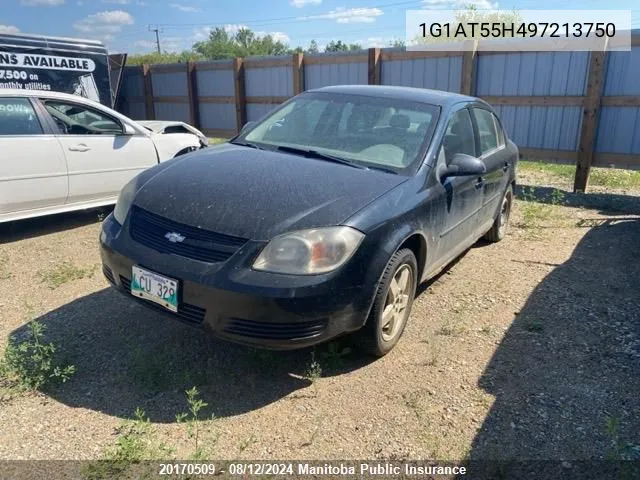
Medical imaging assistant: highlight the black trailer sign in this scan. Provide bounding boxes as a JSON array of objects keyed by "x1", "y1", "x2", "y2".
[{"x1": 0, "y1": 33, "x2": 113, "y2": 107}]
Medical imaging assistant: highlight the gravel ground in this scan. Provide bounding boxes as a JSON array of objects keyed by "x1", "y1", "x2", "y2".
[{"x1": 0, "y1": 171, "x2": 639, "y2": 467}]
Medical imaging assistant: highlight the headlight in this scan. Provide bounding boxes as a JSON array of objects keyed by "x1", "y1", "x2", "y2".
[
  {"x1": 113, "y1": 179, "x2": 137, "y2": 225},
  {"x1": 253, "y1": 227, "x2": 364, "y2": 275}
]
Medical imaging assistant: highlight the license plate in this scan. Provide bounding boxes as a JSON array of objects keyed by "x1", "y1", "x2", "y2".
[{"x1": 130, "y1": 266, "x2": 178, "y2": 312}]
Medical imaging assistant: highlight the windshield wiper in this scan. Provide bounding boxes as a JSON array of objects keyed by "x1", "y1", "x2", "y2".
[
  {"x1": 276, "y1": 145, "x2": 366, "y2": 169},
  {"x1": 364, "y1": 165, "x2": 398, "y2": 175},
  {"x1": 230, "y1": 140, "x2": 264, "y2": 150}
]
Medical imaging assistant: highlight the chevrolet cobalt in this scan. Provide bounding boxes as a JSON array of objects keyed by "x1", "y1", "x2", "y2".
[{"x1": 100, "y1": 85, "x2": 518, "y2": 356}]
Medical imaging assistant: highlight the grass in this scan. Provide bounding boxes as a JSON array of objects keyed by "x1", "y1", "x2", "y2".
[
  {"x1": 517, "y1": 186, "x2": 568, "y2": 232},
  {"x1": 0, "y1": 320, "x2": 75, "y2": 391},
  {"x1": 437, "y1": 323, "x2": 467, "y2": 337},
  {"x1": 0, "y1": 251, "x2": 11, "y2": 280},
  {"x1": 208, "y1": 137, "x2": 227, "y2": 145},
  {"x1": 519, "y1": 160, "x2": 640, "y2": 189},
  {"x1": 38, "y1": 262, "x2": 97, "y2": 289}
]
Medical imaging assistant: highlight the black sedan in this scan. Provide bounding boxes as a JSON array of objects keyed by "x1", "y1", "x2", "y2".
[{"x1": 100, "y1": 85, "x2": 518, "y2": 356}]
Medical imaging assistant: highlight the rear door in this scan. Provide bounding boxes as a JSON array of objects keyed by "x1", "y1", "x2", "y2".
[
  {"x1": 38, "y1": 98, "x2": 158, "y2": 205},
  {"x1": 470, "y1": 106, "x2": 510, "y2": 228},
  {"x1": 0, "y1": 97, "x2": 68, "y2": 219}
]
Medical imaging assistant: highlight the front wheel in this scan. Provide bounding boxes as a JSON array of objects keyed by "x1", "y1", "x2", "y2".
[
  {"x1": 356, "y1": 248, "x2": 418, "y2": 357},
  {"x1": 484, "y1": 185, "x2": 513, "y2": 243}
]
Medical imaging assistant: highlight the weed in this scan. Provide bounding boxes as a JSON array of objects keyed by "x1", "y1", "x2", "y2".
[
  {"x1": 319, "y1": 342, "x2": 351, "y2": 370},
  {"x1": 604, "y1": 415, "x2": 640, "y2": 461},
  {"x1": 239, "y1": 434, "x2": 257, "y2": 452},
  {"x1": 1, "y1": 321, "x2": 75, "y2": 390},
  {"x1": 131, "y1": 347, "x2": 172, "y2": 392},
  {"x1": 176, "y1": 386, "x2": 210, "y2": 459},
  {"x1": 480, "y1": 325, "x2": 492, "y2": 335},
  {"x1": 549, "y1": 188, "x2": 566, "y2": 205},
  {"x1": 39, "y1": 261, "x2": 97, "y2": 289},
  {"x1": 208, "y1": 137, "x2": 227, "y2": 145},
  {"x1": 304, "y1": 351, "x2": 322, "y2": 382},
  {"x1": 437, "y1": 323, "x2": 467, "y2": 337}
]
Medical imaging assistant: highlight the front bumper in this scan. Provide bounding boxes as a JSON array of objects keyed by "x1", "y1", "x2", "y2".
[{"x1": 99, "y1": 214, "x2": 374, "y2": 350}]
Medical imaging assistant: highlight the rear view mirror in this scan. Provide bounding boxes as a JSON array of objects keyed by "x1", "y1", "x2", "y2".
[
  {"x1": 443, "y1": 153, "x2": 486, "y2": 178},
  {"x1": 122, "y1": 123, "x2": 137, "y2": 135}
]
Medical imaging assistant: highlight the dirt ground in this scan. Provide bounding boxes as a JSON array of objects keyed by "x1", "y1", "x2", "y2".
[{"x1": 0, "y1": 165, "x2": 639, "y2": 470}]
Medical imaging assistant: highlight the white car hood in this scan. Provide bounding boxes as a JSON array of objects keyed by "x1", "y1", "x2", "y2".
[{"x1": 135, "y1": 120, "x2": 209, "y2": 161}]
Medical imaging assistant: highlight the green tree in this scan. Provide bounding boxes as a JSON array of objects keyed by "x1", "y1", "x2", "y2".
[
  {"x1": 125, "y1": 51, "x2": 203, "y2": 65},
  {"x1": 192, "y1": 27, "x2": 290, "y2": 59},
  {"x1": 306, "y1": 40, "x2": 320, "y2": 54},
  {"x1": 324, "y1": 40, "x2": 362, "y2": 52}
]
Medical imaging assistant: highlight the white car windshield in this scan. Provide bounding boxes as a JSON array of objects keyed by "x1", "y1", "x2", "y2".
[{"x1": 241, "y1": 92, "x2": 440, "y2": 174}]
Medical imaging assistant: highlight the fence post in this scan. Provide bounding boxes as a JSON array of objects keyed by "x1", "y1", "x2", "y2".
[
  {"x1": 292, "y1": 52, "x2": 304, "y2": 95},
  {"x1": 368, "y1": 47, "x2": 380, "y2": 85},
  {"x1": 460, "y1": 40, "x2": 478, "y2": 96},
  {"x1": 233, "y1": 57, "x2": 246, "y2": 133},
  {"x1": 186, "y1": 61, "x2": 200, "y2": 128},
  {"x1": 142, "y1": 64, "x2": 155, "y2": 120},
  {"x1": 574, "y1": 39, "x2": 608, "y2": 193}
]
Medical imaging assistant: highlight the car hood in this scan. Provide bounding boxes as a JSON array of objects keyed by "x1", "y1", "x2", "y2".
[{"x1": 131, "y1": 143, "x2": 407, "y2": 240}]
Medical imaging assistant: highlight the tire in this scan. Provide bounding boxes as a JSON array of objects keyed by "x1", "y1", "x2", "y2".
[
  {"x1": 356, "y1": 248, "x2": 418, "y2": 357},
  {"x1": 484, "y1": 184, "x2": 513, "y2": 243}
]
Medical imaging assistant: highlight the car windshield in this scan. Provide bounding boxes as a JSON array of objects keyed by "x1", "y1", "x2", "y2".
[{"x1": 239, "y1": 91, "x2": 440, "y2": 175}]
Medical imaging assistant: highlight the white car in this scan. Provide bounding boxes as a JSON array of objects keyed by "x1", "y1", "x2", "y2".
[{"x1": 0, "y1": 89, "x2": 209, "y2": 224}]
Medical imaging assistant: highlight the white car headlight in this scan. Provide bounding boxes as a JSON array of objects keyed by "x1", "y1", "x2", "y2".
[
  {"x1": 113, "y1": 180, "x2": 137, "y2": 225},
  {"x1": 253, "y1": 227, "x2": 364, "y2": 275}
]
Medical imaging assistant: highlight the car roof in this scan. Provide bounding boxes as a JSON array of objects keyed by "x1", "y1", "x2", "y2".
[
  {"x1": 0, "y1": 88, "x2": 106, "y2": 107},
  {"x1": 307, "y1": 85, "x2": 479, "y2": 108}
]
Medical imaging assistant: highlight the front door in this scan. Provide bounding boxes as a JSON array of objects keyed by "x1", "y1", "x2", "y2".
[
  {"x1": 431, "y1": 107, "x2": 485, "y2": 265},
  {"x1": 39, "y1": 98, "x2": 158, "y2": 205}
]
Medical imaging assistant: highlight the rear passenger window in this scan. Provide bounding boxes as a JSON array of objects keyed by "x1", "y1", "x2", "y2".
[
  {"x1": 472, "y1": 108, "x2": 503, "y2": 155},
  {"x1": 0, "y1": 98, "x2": 43, "y2": 135}
]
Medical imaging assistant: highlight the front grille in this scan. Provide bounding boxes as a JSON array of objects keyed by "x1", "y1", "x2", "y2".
[
  {"x1": 102, "y1": 265, "x2": 115, "y2": 285},
  {"x1": 128, "y1": 206, "x2": 247, "y2": 263},
  {"x1": 223, "y1": 317, "x2": 327, "y2": 340},
  {"x1": 119, "y1": 275, "x2": 206, "y2": 324}
]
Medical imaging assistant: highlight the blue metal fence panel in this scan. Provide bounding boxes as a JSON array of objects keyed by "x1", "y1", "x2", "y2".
[
  {"x1": 246, "y1": 103, "x2": 280, "y2": 123},
  {"x1": 151, "y1": 70, "x2": 187, "y2": 97},
  {"x1": 596, "y1": 107, "x2": 640, "y2": 154},
  {"x1": 153, "y1": 102, "x2": 190, "y2": 123},
  {"x1": 381, "y1": 56, "x2": 462, "y2": 93},
  {"x1": 125, "y1": 102, "x2": 146, "y2": 120},
  {"x1": 245, "y1": 65, "x2": 293, "y2": 97},
  {"x1": 121, "y1": 67, "x2": 144, "y2": 98},
  {"x1": 199, "y1": 103, "x2": 236, "y2": 131},
  {"x1": 476, "y1": 52, "x2": 589, "y2": 96},
  {"x1": 603, "y1": 46, "x2": 640, "y2": 96},
  {"x1": 304, "y1": 52, "x2": 368, "y2": 90},
  {"x1": 493, "y1": 105, "x2": 582, "y2": 151},
  {"x1": 195, "y1": 64, "x2": 235, "y2": 97}
]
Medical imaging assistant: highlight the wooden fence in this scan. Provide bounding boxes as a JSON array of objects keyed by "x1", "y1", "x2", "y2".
[{"x1": 118, "y1": 34, "x2": 640, "y2": 192}]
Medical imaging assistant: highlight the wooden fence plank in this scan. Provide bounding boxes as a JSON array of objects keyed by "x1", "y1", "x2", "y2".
[
  {"x1": 574, "y1": 41, "x2": 608, "y2": 192},
  {"x1": 368, "y1": 48, "x2": 381, "y2": 85},
  {"x1": 142, "y1": 64, "x2": 155, "y2": 120},
  {"x1": 304, "y1": 54, "x2": 368, "y2": 65},
  {"x1": 600, "y1": 96, "x2": 640, "y2": 107},
  {"x1": 519, "y1": 148, "x2": 578, "y2": 164},
  {"x1": 460, "y1": 40, "x2": 477, "y2": 95},
  {"x1": 233, "y1": 57, "x2": 246, "y2": 133},
  {"x1": 292, "y1": 52, "x2": 304, "y2": 95},
  {"x1": 246, "y1": 96, "x2": 290, "y2": 105},
  {"x1": 483, "y1": 96, "x2": 585, "y2": 106}
]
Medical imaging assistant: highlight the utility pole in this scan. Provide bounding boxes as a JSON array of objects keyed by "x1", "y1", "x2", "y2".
[{"x1": 148, "y1": 25, "x2": 161, "y2": 53}]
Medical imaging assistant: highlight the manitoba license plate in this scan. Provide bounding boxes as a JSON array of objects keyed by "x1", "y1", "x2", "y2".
[{"x1": 130, "y1": 265, "x2": 179, "y2": 312}]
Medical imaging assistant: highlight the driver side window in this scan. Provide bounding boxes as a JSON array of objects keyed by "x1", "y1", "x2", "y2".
[
  {"x1": 43, "y1": 100, "x2": 123, "y2": 135},
  {"x1": 439, "y1": 109, "x2": 476, "y2": 165}
]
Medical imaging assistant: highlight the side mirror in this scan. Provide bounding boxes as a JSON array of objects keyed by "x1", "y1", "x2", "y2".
[
  {"x1": 240, "y1": 121, "x2": 256, "y2": 135},
  {"x1": 443, "y1": 153, "x2": 486, "y2": 178},
  {"x1": 122, "y1": 123, "x2": 137, "y2": 135}
]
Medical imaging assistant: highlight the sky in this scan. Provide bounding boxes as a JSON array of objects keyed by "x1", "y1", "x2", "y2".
[{"x1": 1, "y1": 0, "x2": 639, "y2": 54}]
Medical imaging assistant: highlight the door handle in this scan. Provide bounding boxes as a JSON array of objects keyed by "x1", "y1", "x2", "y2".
[
  {"x1": 475, "y1": 177, "x2": 485, "y2": 189},
  {"x1": 68, "y1": 144, "x2": 91, "y2": 152},
  {"x1": 502, "y1": 162, "x2": 510, "y2": 172}
]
